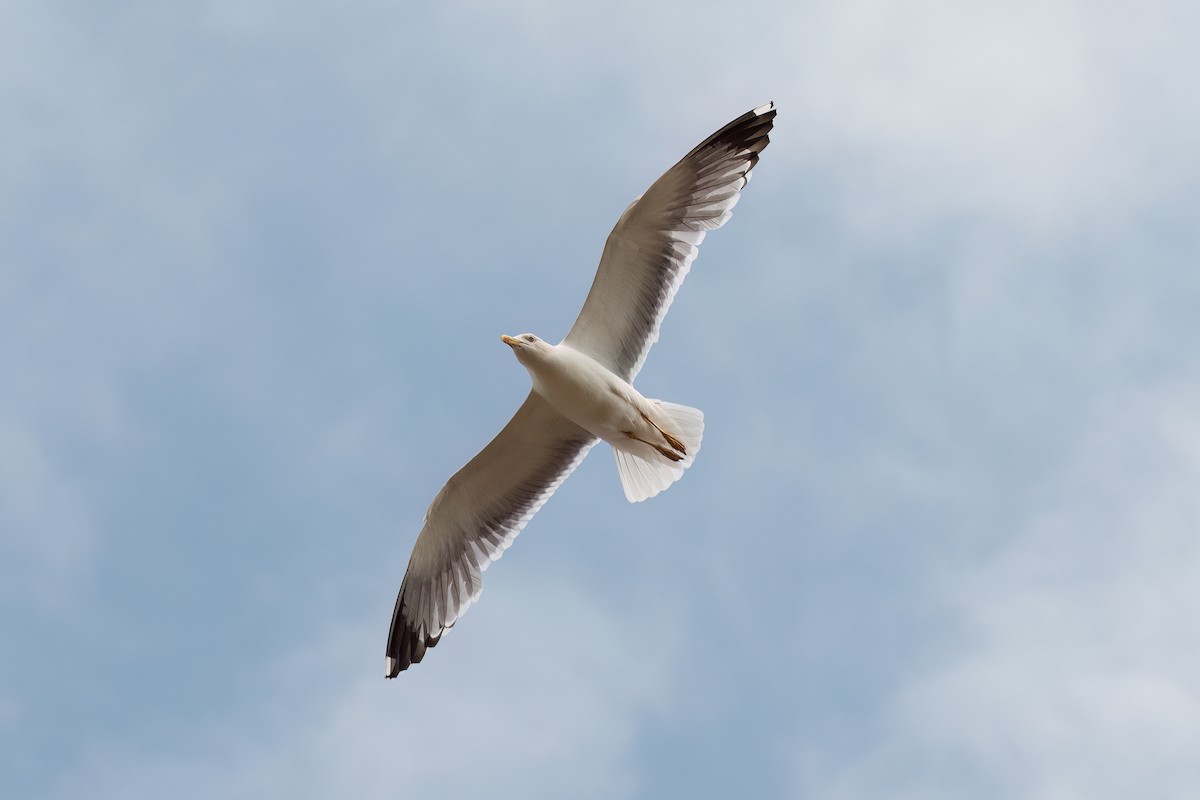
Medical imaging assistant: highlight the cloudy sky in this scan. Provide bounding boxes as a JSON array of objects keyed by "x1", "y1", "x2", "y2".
[{"x1": 5, "y1": 0, "x2": 1200, "y2": 797}]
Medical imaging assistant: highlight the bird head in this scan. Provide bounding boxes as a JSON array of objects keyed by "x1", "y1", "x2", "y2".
[{"x1": 501, "y1": 333, "x2": 549, "y2": 365}]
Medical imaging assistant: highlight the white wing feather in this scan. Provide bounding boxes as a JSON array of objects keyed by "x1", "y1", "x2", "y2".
[
  {"x1": 385, "y1": 392, "x2": 596, "y2": 676},
  {"x1": 562, "y1": 102, "x2": 776, "y2": 380}
]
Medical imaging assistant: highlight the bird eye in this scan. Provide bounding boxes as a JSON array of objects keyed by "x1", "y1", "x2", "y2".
[{"x1": 524, "y1": 335, "x2": 536, "y2": 343}]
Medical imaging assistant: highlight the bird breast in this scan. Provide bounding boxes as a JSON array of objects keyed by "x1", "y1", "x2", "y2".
[{"x1": 526, "y1": 345, "x2": 647, "y2": 440}]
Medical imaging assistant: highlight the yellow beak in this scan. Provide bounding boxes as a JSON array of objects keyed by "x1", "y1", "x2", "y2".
[{"x1": 500, "y1": 334, "x2": 520, "y2": 347}]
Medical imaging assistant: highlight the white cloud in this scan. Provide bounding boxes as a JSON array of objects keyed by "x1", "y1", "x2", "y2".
[
  {"x1": 761, "y1": 0, "x2": 1200, "y2": 239},
  {"x1": 49, "y1": 575, "x2": 679, "y2": 800},
  {"x1": 793, "y1": 383, "x2": 1200, "y2": 798}
]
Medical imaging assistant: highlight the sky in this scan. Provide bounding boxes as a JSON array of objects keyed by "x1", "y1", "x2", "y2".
[{"x1": 4, "y1": 0, "x2": 1200, "y2": 797}]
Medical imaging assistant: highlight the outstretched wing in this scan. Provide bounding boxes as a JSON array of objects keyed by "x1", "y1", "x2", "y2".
[
  {"x1": 562, "y1": 101, "x2": 776, "y2": 380},
  {"x1": 386, "y1": 392, "x2": 597, "y2": 676}
]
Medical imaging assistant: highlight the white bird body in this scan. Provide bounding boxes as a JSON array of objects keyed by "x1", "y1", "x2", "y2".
[
  {"x1": 384, "y1": 101, "x2": 775, "y2": 676},
  {"x1": 524, "y1": 341, "x2": 649, "y2": 439},
  {"x1": 504, "y1": 334, "x2": 703, "y2": 502}
]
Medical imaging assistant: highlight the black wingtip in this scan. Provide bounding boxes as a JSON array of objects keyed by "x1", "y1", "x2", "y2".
[
  {"x1": 385, "y1": 625, "x2": 438, "y2": 678},
  {"x1": 384, "y1": 588, "x2": 444, "y2": 678},
  {"x1": 680, "y1": 101, "x2": 777, "y2": 168}
]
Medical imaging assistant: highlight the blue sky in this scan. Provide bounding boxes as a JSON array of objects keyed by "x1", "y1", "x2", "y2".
[{"x1": 5, "y1": 0, "x2": 1200, "y2": 796}]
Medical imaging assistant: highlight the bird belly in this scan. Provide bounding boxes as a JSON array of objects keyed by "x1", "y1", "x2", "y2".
[{"x1": 530, "y1": 349, "x2": 651, "y2": 443}]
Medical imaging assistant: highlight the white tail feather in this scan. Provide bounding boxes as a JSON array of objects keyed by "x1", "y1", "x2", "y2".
[
  {"x1": 612, "y1": 401, "x2": 704, "y2": 503},
  {"x1": 653, "y1": 400, "x2": 704, "y2": 467}
]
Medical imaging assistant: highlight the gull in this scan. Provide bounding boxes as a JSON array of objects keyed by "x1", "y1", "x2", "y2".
[{"x1": 385, "y1": 102, "x2": 776, "y2": 677}]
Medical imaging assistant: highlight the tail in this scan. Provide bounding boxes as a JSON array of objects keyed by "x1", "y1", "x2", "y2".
[{"x1": 613, "y1": 401, "x2": 704, "y2": 503}]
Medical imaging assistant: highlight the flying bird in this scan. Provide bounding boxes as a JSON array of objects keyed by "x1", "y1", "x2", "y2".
[{"x1": 386, "y1": 102, "x2": 776, "y2": 677}]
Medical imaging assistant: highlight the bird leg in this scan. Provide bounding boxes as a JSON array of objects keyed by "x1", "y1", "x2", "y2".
[
  {"x1": 624, "y1": 431, "x2": 684, "y2": 462},
  {"x1": 639, "y1": 412, "x2": 687, "y2": 455}
]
